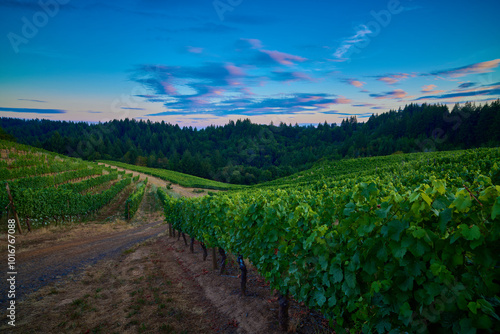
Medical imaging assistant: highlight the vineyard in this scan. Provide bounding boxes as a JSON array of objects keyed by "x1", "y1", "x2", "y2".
[
  {"x1": 99, "y1": 160, "x2": 244, "y2": 191},
  {"x1": 0, "y1": 140, "x2": 138, "y2": 230},
  {"x1": 158, "y1": 148, "x2": 500, "y2": 333}
]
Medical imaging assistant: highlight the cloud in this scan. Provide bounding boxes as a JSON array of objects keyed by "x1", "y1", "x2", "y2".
[
  {"x1": 374, "y1": 73, "x2": 415, "y2": 85},
  {"x1": 145, "y1": 93, "x2": 350, "y2": 117},
  {"x1": 421, "y1": 84, "x2": 437, "y2": 92},
  {"x1": 342, "y1": 78, "x2": 366, "y2": 88},
  {"x1": 333, "y1": 25, "x2": 371, "y2": 61},
  {"x1": 0, "y1": 107, "x2": 66, "y2": 114},
  {"x1": 352, "y1": 103, "x2": 376, "y2": 107},
  {"x1": 270, "y1": 71, "x2": 313, "y2": 83},
  {"x1": 17, "y1": 98, "x2": 47, "y2": 103},
  {"x1": 457, "y1": 82, "x2": 476, "y2": 89},
  {"x1": 414, "y1": 82, "x2": 500, "y2": 101},
  {"x1": 370, "y1": 89, "x2": 409, "y2": 99},
  {"x1": 424, "y1": 59, "x2": 500, "y2": 78},
  {"x1": 258, "y1": 49, "x2": 307, "y2": 66},
  {"x1": 121, "y1": 107, "x2": 145, "y2": 110},
  {"x1": 421, "y1": 84, "x2": 445, "y2": 94},
  {"x1": 237, "y1": 38, "x2": 263, "y2": 49}
]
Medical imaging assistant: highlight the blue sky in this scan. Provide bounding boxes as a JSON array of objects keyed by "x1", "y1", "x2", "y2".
[{"x1": 1, "y1": 0, "x2": 499, "y2": 127}]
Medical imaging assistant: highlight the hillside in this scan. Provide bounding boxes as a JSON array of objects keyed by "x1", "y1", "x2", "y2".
[
  {"x1": 158, "y1": 147, "x2": 500, "y2": 332},
  {"x1": 2, "y1": 101, "x2": 499, "y2": 185}
]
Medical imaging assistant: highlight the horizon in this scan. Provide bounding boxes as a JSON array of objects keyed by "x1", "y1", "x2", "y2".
[{"x1": 1, "y1": 0, "x2": 500, "y2": 127}]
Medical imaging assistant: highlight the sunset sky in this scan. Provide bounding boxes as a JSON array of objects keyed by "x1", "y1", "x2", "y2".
[{"x1": 1, "y1": 0, "x2": 499, "y2": 127}]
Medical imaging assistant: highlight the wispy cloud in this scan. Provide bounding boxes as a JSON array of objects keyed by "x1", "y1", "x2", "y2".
[
  {"x1": 342, "y1": 78, "x2": 366, "y2": 88},
  {"x1": 0, "y1": 107, "x2": 66, "y2": 114},
  {"x1": 259, "y1": 49, "x2": 307, "y2": 66},
  {"x1": 17, "y1": 98, "x2": 47, "y2": 103},
  {"x1": 421, "y1": 84, "x2": 445, "y2": 94},
  {"x1": 370, "y1": 89, "x2": 409, "y2": 100},
  {"x1": 424, "y1": 59, "x2": 500, "y2": 78},
  {"x1": 121, "y1": 107, "x2": 145, "y2": 110},
  {"x1": 271, "y1": 71, "x2": 313, "y2": 83},
  {"x1": 333, "y1": 25, "x2": 371, "y2": 61},
  {"x1": 414, "y1": 82, "x2": 500, "y2": 101},
  {"x1": 374, "y1": 73, "x2": 415, "y2": 85},
  {"x1": 457, "y1": 82, "x2": 476, "y2": 89},
  {"x1": 352, "y1": 103, "x2": 376, "y2": 107}
]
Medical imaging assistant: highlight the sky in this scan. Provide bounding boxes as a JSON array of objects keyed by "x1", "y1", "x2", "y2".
[{"x1": 1, "y1": 0, "x2": 500, "y2": 128}]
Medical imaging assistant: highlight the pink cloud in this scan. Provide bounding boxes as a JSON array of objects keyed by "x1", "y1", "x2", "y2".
[
  {"x1": 428, "y1": 59, "x2": 500, "y2": 78},
  {"x1": 421, "y1": 84, "x2": 446, "y2": 94},
  {"x1": 422, "y1": 84, "x2": 437, "y2": 92},
  {"x1": 161, "y1": 82, "x2": 178, "y2": 95},
  {"x1": 225, "y1": 63, "x2": 245, "y2": 77},
  {"x1": 344, "y1": 78, "x2": 366, "y2": 88},
  {"x1": 371, "y1": 89, "x2": 409, "y2": 99},
  {"x1": 376, "y1": 73, "x2": 414, "y2": 85},
  {"x1": 298, "y1": 95, "x2": 323, "y2": 103},
  {"x1": 261, "y1": 49, "x2": 307, "y2": 66},
  {"x1": 241, "y1": 38, "x2": 263, "y2": 49},
  {"x1": 334, "y1": 96, "x2": 352, "y2": 104}
]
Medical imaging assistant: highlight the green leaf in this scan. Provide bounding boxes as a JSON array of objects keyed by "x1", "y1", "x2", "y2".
[
  {"x1": 318, "y1": 255, "x2": 328, "y2": 271},
  {"x1": 329, "y1": 264, "x2": 343, "y2": 284},
  {"x1": 461, "y1": 225, "x2": 481, "y2": 241},
  {"x1": 439, "y1": 208, "x2": 452, "y2": 233},
  {"x1": 328, "y1": 295, "x2": 337, "y2": 307},
  {"x1": 421, "y1": 193, "x2": 432, "y2": 206},
  {"x1": 345, "y1": 270, "x2": 356, "y2": 289},
  {"x1": 459, "y1": 318, "x2": 476, "y2": 334},
  {"x1": 492, "y1": 196, "x2": 500, "y2": 220},
  {"x1": 399, "y1": 302, "x2": 413, "y2": 325},
  {"x1": 314, "y1": 289, "x2": 326, "y2": 307},
  {"x1": 468, "y1": 301, "x2": 479, "y2": 314}
]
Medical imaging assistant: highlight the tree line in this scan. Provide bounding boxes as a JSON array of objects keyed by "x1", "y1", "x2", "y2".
[{"x1": 1, "y1": 100, "x2": 499, "y2": 185}]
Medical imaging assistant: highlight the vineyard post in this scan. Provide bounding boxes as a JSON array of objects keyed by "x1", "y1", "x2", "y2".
[
  {"x1": 237, "y1": 255, "x2": 247, "y2": 296},
  {"x1": 219, "y1": 248, "x2": 227, "y2": 274},
  {"x1": 5, "y1": 183, "x2": 24, "y2": 234},
  {"x1": 190, "y1": 237, "x2": 195, "y2": 253},
  {"x1": 201, "y1": 242, "x2": 208, "y2": 261},
  {"x1": 126, "y1": 202, "x2": 130, "y2": 220},
  {"x1": 278, "y1": 293, "x2": 289, "y2": 331},
  {"x1": 212, "y1": 248, "x2": 218, "y2": 270}
]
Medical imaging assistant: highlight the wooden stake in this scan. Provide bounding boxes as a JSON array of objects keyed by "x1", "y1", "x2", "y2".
[
  {"x1": 5, "y1": 183, "x2": 24, "y2": 234},
  {"x1": 212, "y1": 248, "x2": 218, "y2": 270}
]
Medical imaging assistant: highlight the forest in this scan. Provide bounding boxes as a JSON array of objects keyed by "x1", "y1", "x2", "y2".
[{"x1": 1, "y1": 100, "x2": 499, "y2": 185}]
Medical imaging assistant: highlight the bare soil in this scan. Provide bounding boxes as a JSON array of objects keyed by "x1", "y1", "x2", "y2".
[{"x1": 0, "y1": 166, "x2": 331, "y2": 334}]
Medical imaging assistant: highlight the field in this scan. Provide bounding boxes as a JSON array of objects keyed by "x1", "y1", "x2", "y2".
[
  {"x1": 159, "y1": 147, "x2": 500, "y2": 333},
  {"x1": 2, "y1": 140, "x2": 499, "y2": 333}
]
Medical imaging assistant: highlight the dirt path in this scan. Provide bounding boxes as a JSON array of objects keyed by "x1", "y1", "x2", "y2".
[{"x1": 99, "y1": 163, "x2": 214, "y2": 198}]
